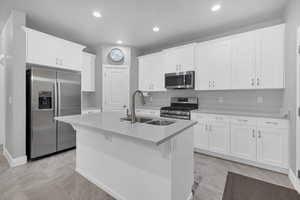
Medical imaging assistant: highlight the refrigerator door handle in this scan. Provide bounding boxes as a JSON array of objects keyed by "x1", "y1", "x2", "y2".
[
  {"x1": 53, "y1": 83, "x2": 57, "y2": 122},
  {"x1": 57, "y1": 81, "x2": 61, "y2": 116}
]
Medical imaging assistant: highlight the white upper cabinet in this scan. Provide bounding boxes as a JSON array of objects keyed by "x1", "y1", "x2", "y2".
[
  {"x1": 196, "y1": 39, "x2": 231, "y2": 90},
  {"x1": 231, "y1": 32, "x2": 257, "y2": 89},
  {"x1": 138, "y1": 52, "x2": 165, "y2": 91},
  {"x1": 256, "y1": 24, "x2": 285, "y2": 89},
  {"x1": 138, "y1": 24, "x2": 285, "y2": 91},
  {"x1": 25, "y1": 28, "x2": 85, "y2": 71},
  {"x1": 163, "y1": 44, "x2": 196, "y2": 73},
  {"x1": 82, "y1": 52, "x2": 96, "y2": 92}
]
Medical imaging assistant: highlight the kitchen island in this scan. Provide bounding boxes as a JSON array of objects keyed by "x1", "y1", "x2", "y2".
[{"x1": 56, "y1": 112, "x2": 197, "y2": 200}]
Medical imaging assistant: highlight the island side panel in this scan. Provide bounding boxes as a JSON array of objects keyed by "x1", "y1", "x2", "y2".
[
  {"x1": 171, "y1": 127, "x2": 194, "y2": 200},
  {"x1": 74, "y1": 126, "x2": 172, "y2": 200}
]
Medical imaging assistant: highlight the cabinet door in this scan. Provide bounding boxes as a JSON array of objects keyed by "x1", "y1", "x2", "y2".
[
  {"x1": 257, "y1": 128, "x2": 288, "y2": 168},
  {"x1": 210, "y1": 40, "x2": 232, "y2": 90},
  {"x1": 195, "y1": 42, "x2": 212, "y2": 90},
  {"x1": 164, "y1": 44, "x2": 195, "y2": 73},
  {"x1": 26, "y1": 28, "x2": 59, "y2": 67},
  {"x1": 82, "y1": 52, "x2": 96, "y2": 92},
  {"x1": 231, "y1": 32, "x2": 257, "y2": 89},
  {"x1": 59, "y1": 40, "x2": 84, "y2": 71},
  {"x1": 151, "y1": 53, "x2": 165, "y2": 91},
  {"x1": 208, "y1": 122, "x2": 230, "y2": 154},
  {"x1": 138, "y1": 55, "x2": 155, "y2": 91},
  {"x1": 256, "y1": 25, "x2": 285, "y2": 89},
  {"x1": 194, "y1": 123, "x2": 209, "y2": 150},
  {"x1": 230, "y1": 125, "x2": 257, "y2": 161}
]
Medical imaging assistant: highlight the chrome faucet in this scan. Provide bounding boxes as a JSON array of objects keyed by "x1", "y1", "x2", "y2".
[{"x1": 131, "y1": 90, "x2": 145, "y2": 123}]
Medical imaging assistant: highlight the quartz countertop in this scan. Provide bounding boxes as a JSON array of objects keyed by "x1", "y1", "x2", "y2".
[
  {"x1": 56, "y1": 112, "x2": 197, "y2": 145},
  {"x1": 192, "y1": 109, "x2": 288, "y2": 119}
]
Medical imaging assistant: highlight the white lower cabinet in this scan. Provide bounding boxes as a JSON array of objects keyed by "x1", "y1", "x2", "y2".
[
  {"x1": 257, "y1": 127, "x2": 288, "y2": 168},
  {"x1": 230, "y1": 124, "x2": 257, "y2": 161},
  {"x1": 208, "y1": 121, "x2": 229, "y2": 154},
  {"x1": 194, "y1": 122, "x2": 209, "y2": 150},
  {"x1": 192, "y1": 113, "x2": 289, "y2": 171}
]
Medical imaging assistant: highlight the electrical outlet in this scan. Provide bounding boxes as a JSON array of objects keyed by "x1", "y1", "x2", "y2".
[
  {"x1": 257, "y1": 96, "x2": 263, "y2": 104},
  {"x1": 218, "y1": 97, "x2": 224, "y2": 104}
]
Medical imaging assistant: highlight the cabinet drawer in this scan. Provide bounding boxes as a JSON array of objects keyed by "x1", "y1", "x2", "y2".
[
  {"x1": 230, "y1": 116, "x2": 257, "y2": 126},
  {"x1": 206, "y1": 114, "x2": 230, "y2": 123},
  {"x1": 257, "y1": 118, "x2": 288, "y2": 129}
]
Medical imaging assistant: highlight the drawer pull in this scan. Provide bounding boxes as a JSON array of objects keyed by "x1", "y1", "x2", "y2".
[
  {"x1": 252, "y1": 129, "x2": 256, "y2": 138},
  {"x1": 238, "y1": 119, "x2": 248, "y2": 122},
  {"x1": 265, "y1": 122, "x2": 278, "y2": 125}
]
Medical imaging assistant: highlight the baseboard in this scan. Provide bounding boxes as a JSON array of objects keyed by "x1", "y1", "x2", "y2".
[
  {"x1": 76, "y1": 168, "x2": 127, "y2": 200},
  {"x1": 289, "y1": 169, "x2": 300, "y2": 193},
  {"x1": 3, "y1": 147, "x2": 27, "y2": 167},
  {"x1": 194, "y1": 148, "x2": 288, "y2": 174}
]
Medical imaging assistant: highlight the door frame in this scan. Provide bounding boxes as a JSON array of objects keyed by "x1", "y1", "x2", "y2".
[
  {"x1": 102, "y1": 64, "x2": 130, "y2": 112},
  {"x1": 295, "y1": 25, "x2": 300, "y2": 191},
  {"x1": 0, "y1": 60, "x2": 5, "y2": 148}
]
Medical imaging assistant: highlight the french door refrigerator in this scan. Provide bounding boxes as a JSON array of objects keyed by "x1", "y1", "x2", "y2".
[{"x1": 26, "y1": 65, "x2": 81, "y2": 160}]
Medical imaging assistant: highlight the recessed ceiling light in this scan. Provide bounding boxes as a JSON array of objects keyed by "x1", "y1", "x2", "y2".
[
  {"x1": 211, "y1": 4, "x2": 221, "y2": 12},
  {"x1": 153, "y1": 26, "x2": 160, "y2": 32},
  {"x1": 92, "y1": 11, "x2": 102, "y2": 18},
  {"x1": 116, "y1": 40, "x2": 123, "y2": 44}
]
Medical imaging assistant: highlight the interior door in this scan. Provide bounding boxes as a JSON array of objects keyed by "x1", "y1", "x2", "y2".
[
  {"x1": 57, "y1": 70, "x2": 81, "y2": 151},
  {"x1": 230, "y1": 125, "x2": 257, "y2": 161},
  {"x1": 231, "y1": 32, "x2": 257, "y2": 89},
  {"x1": 31, "y1": 68, "x2": 57, "y2": 158},
  {"x1": 103, "y1": 65, "x2": 129, "y2": 112}
]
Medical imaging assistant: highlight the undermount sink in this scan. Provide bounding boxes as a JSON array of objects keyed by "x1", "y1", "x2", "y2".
[
  {"x1": 146, "y1": 120, "x2": 175, "y2": 126},
  {"x1": 120, "y1": 117, "x2": 175, "y2": 126},
  {"x1": 120, "y1": 116, "x2": 153, "y2": 123}
]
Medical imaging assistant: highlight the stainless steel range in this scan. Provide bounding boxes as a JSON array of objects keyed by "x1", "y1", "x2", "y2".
[{"x1": 160, "y1": 97, "x2": 198, "y2": 120}]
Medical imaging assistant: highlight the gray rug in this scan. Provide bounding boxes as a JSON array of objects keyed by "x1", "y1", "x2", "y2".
[{"x1": 222, "y1": 172, "x2": 299, "y2": 200}]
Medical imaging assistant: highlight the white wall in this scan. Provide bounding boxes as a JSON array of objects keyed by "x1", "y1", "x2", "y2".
[
  {"x1": 0, "y1": 63, "x2": 5, "y2": 146},
  {"x1": 284, "y1": 0, "x2": 300, "y2": 175},
  {"x1": 1, "y1": 10, "x2": 26, "y2": 158}
]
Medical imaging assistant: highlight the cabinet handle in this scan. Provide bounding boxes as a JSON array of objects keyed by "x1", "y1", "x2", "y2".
[
  {"x1": 252, "y1": 129, "x2": 256, "y2": 138},
  {"x1": 257, "y1": 78, "x2": 260, "y2": 86},
  {"x1": 251, "y1": 78, "x2": 255, "y2": 87},
  {"x1": 238, "y1": 119, "x2": 248, "y2": 122},
  {"x1": 213, "y1": 81, "x2": 215, "y2": 88},
  {"x1": 258, "y1": 130, "x2": 261, "y2": 139},
  {"x1": 209, "y1": 81, "x2": 211, "y2": 88}
]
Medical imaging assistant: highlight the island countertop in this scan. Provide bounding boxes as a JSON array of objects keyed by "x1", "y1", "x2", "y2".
[{"x1": 56, "y1": 112, "x2": 197, "y2": 145}]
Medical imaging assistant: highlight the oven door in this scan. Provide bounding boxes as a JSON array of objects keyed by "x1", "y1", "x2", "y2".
[{"x1": 165, "y1": 71, "x2": 195, "y2": 89}]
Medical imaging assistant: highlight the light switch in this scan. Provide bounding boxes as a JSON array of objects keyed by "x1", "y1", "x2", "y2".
[{"x1": 257, "y1": 96, "x2": 263, "y2": 104}]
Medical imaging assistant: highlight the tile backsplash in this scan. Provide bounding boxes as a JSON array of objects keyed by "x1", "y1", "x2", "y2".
[{"x1": 140, "y1": 89, "x2": 284, "y2": 114}]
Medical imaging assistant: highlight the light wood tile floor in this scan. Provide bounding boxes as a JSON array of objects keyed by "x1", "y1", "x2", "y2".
[{"x1": 0, "y1": 150, "x2": 293, "y2": 200}]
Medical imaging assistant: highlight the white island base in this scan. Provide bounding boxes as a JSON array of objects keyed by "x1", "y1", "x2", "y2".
[{"x1": 73, "y1": 125, "x2": 194, "y2": 200}]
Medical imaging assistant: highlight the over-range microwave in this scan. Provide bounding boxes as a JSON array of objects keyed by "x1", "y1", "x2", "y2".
[{"x1": 165, "y1": 71, "x2": 195, "y2": 89}]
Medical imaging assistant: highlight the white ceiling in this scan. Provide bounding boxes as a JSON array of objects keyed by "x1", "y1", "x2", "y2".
[{"x1": 0, "y1": 0, "x2": 288, "y2": 51}]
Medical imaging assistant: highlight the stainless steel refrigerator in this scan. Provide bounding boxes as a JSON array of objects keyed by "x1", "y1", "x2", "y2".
[{"x1": 26, "y1": 65, "x2": 81, "y2": 160}]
